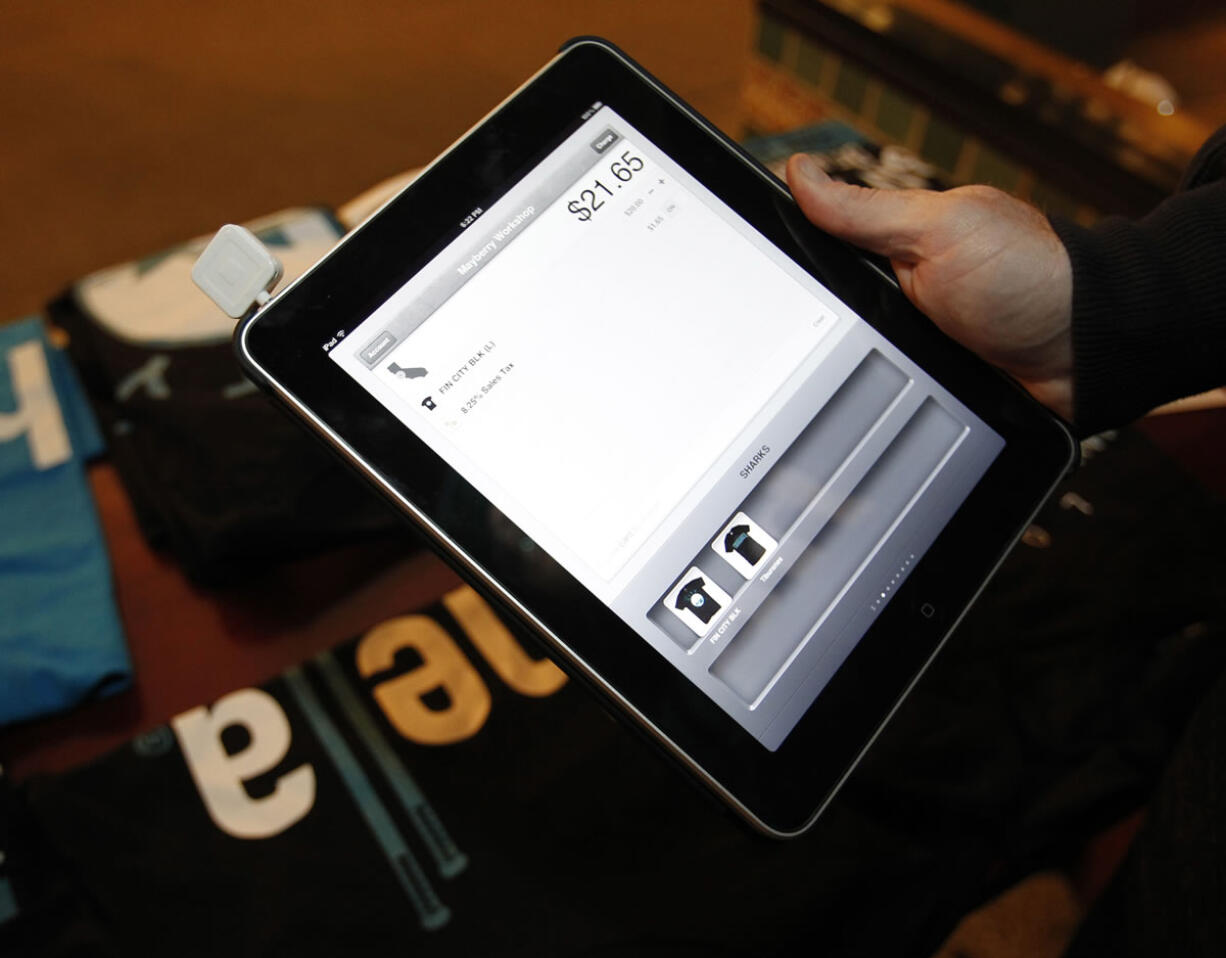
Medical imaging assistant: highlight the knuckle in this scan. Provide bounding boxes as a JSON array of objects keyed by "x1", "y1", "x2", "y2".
[{"x1": 955, "y1": 184, "x2": 1008, "y2": 205}]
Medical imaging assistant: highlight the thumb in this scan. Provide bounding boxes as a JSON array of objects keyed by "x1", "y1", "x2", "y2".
[{"x1": 786, "y1": 153, "x2": 932, "y2": 261}]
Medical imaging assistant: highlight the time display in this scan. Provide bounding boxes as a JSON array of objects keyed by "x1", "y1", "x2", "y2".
[{"x1": 567, "y1": 150, "x2": 646, "y2": 222}]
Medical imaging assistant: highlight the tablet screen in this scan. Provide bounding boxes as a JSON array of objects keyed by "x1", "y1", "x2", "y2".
[{"x1": 329, "y1": 105, "x2": 1004, "y2": 750}]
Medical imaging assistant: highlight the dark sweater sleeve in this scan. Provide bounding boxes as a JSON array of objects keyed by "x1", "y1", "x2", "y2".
[{"x1": 1049, "y1": 130, "x2": 1226, "y2": 436}]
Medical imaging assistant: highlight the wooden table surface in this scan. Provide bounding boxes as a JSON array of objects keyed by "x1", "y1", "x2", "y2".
[{"x1": 0, "y1": 1, "x2": 755, "y2": 780}]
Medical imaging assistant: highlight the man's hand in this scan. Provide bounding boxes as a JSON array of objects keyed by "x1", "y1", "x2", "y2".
[{"x1": 786, "y1": 154, "x2": 1075, "y2": 421}]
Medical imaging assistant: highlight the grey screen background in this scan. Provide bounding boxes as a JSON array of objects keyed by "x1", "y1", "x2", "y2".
[{"x1": 332, "y1": 107, "x2": 1005, "y2": 751}]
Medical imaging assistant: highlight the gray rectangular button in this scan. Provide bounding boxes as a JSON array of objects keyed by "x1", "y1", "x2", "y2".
[
  {"x1": 590, "y1": 128, "x2": 620, "y2": 154},
  {"x1": 710, "y1": 398, "x2": 963, "y2": 704},
  {"x1": 360, "y1": 331, "x2": 397, "y2": 366}
]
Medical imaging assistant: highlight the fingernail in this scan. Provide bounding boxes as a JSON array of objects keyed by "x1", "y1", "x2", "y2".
[{"x1": 792, "y1": 154, "x2": 829, "y2": 184}]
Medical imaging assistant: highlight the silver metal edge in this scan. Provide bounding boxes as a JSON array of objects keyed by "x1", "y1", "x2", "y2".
[
  {"x1": 240, "y1": 317, "x2": 790, "y2": 835},
  {"x1": 237, "y1": 38, "x2": 1080, "y2": 839},
  {"x1": 574, "y1": 39, "x2": 903, "y2": 291},
  {"x1": 239, "y1": 39, "x2": 799, "y2": 838},
  {"x1": 246, "y1": 47, "x2": 574, "y2": 316},
  {"x1": 783, "y1": 419, "x2": 1077, "y2": 836}
]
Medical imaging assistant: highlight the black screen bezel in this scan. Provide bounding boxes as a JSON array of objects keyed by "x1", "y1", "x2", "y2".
[{"x1": 237, "y1": 39, "x2": 1076, "y2": 835}]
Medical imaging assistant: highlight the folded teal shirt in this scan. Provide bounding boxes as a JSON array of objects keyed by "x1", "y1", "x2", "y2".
[{"x1": 0, "y1": 316, "x2": 130, "y2": 725}]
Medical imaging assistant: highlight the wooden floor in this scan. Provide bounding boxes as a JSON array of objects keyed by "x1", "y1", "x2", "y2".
[
  {"x1": 0, "y1": 1, "x2": 753, "y2": 320},
  {"x1": 3, "y1": 1, "x2": 1222, "y2": 324},
  {"x1": 0, "y1": 0, "x2": 753, "y2": 779}
]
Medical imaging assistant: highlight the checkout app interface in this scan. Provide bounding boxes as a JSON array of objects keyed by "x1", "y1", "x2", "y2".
[{"x1": 332, "y1": 107, "x2": 1004, "y2": 750}]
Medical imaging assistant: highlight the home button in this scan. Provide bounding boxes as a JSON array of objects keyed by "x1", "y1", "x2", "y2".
[{"x1": 919, "y1": 602, "x2": 936, "y2": 619}]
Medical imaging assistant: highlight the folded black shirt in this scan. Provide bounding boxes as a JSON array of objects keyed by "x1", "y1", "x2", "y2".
[{"x1": 49, "y1": 209, "x2": 404, "y2": 583}]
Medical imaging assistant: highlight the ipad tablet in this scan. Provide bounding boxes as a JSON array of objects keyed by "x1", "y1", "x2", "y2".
[{"x1": 235, "y1": 38, "x2": 1077, "y2": 836}]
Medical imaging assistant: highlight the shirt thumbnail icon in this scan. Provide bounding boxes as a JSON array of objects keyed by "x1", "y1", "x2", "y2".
[
  {"x1": 712, "y1": 512, "x2": 778, "y2": 579},
  {"x1": 665, "y1": 566, "x2": 733, "y2": 638},
  {"x1": 388, "y1": 362, "x2": 427, "y2": 379}
]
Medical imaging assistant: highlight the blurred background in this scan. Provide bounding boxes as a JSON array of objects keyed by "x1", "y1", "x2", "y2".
[
  {"x1": 4, "y1": 0, "x2": 1225, "y2": 318},
  {"x1": 2, "y1": 3, "x2": 1225, "y2": 956},
  {"x1": 0, "y1": 1, "x2": 753, "y2": 317}
]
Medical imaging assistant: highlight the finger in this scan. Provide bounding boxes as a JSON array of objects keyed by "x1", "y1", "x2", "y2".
[{"x1": 785, "y1": 154, "x2": 936, "y2": 260}]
